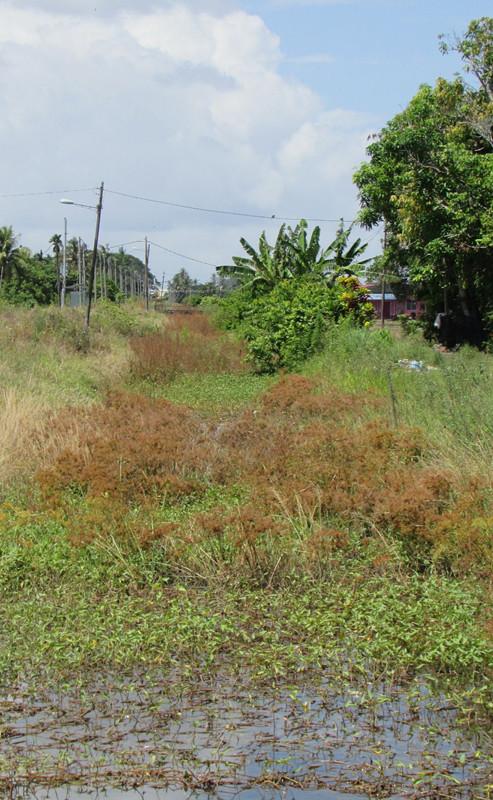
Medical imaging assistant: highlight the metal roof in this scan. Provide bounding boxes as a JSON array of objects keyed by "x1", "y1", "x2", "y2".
[{"x1": 368, "y1": 293, "x2": 397, "y2": 301}]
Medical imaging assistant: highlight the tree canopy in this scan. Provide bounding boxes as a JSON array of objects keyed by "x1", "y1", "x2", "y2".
[{"x1": 354, "y1": 17, "x2": 493, "y2": 345}]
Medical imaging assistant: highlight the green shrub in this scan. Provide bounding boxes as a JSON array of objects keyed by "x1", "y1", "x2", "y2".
[{"x1": 241, "y1": 278, "x2": 338, "y2": 372}]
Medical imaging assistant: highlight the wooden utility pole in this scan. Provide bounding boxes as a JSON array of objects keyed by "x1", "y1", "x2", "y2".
[
  {"x1": 61, "y1": 217, "x2": 67, "y2": 308},
  {"x1": 144, "y1": 237, "x2": 150, "y2": 311},
  {"x1": 77, "y1": 238, "x2": 82, "y2": 307},
  {"x1": 85, "y1": 182, "x2": 104, "y2": 330},
  {"x1": 380, "y1": 225, "x2": 387, "y2": 328}
]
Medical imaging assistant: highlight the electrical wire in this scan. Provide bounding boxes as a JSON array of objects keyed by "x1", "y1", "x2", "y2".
[
  {"x1": 0, "y1": 183, "x2": 368, "y2": 227},
  {"x1": 105, "y1": 188, "x2": 360, "y2": 224},
  {"x1": 149, "y1": 240, "x2": 219, "y2": 268},
  {"x1": 0, "y1": 187, "x2": 98, "y2": 199},
  {"x1": 106, "y1": 240, "x2": 145, "y2": 251}
]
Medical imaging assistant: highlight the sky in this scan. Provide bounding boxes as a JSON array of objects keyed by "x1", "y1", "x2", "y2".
[{"x1": 0, "y1": 0, "x2": 492, "y2": 282}]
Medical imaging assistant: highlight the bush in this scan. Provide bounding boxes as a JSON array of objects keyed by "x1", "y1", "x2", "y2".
[
  {"x1": 215, "y1": 277, "x2": 374, "y2": 374},
  {"x1": 334, "y1": 275, "x2": 374, "y2": 326},
  {"x1": 240, "y1": 278, "x2": 338, "y2": 373}
]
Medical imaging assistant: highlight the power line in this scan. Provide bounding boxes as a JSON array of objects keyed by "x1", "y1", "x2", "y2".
[
  {"x1": 0, "y1": 187, "x2": 98, "y2": 199},
  {"x1": 105, "y1": 188, "x2": 360, "y2": 224},
  {"x1": 149, "y1": 240, "x2": 218, "y2": 268},
  {"x1": 0, "y1": 183, "x2": 365, "y2": 226},
  {"x1": 106, "y1": 240, "x2": 144, "y2": 251}
]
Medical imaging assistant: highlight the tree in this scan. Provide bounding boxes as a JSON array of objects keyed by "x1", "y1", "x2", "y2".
[
  {"x1": 0, "y1": 227, "x2": 20, "y2": 292},
  {"x1": 1, "y1": 247, "x2": 57, "y2": 306},
  {"x1": 49, "y1": 233, "x2": 63, "y2": 303},
  {"x1": 168, "y1": 268, "x2": 197, "y2": 303},
  {"x1": 354, "y1": 19, "x2": 493, "y2": 345},
  {"x1": 439, "y1": 17, "x2": 493, "y2": 147}
]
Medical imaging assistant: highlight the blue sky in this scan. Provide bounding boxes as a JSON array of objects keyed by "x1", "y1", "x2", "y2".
[
  {"x1": 248, "y1": 0, "x2": 492, "y2": 114},
  {"x1": 0, "y1": 0, "x2": 491, "y2": 279}
]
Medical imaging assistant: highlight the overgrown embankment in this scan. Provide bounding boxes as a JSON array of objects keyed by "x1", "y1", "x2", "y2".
[{"x1": 0, "y1": 305, "x2": 492, "y2": 713}]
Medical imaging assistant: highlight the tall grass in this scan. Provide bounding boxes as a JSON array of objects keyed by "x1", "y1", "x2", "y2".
[
  {"x1": 307, "y1": 322, "x2": 493, "y2": 477},
  {"x1": 0, "y1": 302, "x2": 164, "y2": 406},
  {"x1": 0, "y1": 388, "x2": 45, "y2": 487}
]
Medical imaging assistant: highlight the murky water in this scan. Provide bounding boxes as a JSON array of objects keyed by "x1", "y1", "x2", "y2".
[{"x1": 1, "y1": 672, "x2": 492, "y2": 799}]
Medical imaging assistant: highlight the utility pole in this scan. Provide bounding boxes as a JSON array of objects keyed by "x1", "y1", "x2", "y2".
[
  {"x1": 81, "y1": 243, "x2": 86, "y2": 306},
  {"x1": 85, "y1": 181, "x2": 104, "y2": 330},
  {"x1": 380, "y1": 224, "x2": 387, "y2": 328},
  {"x1": 61, "y1": 217, "x2": 67, "y2": 308},
  {"x1": 77, "y1": 238, "x2": 82, "y2": 307},
  {"x1": 144, "y1": 236, "x2": 150, "y2": 311}
]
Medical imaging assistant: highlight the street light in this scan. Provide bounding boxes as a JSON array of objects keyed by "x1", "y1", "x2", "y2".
[
  {"x1": 60, "y1": 199, "x2": 99, "y2": 210},
  {"x1": 59, "y1": 182, "x2": 104, "y2": 329}
]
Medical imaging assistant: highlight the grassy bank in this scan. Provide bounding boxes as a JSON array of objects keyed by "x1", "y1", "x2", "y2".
[{"x1": 0, "y1": 305, "x2": 492, "y2": 722}]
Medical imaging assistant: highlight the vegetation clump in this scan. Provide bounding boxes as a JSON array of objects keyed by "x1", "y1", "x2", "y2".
[{"x1": 129, "y1": 311, "x2": 246, "y2": 381}]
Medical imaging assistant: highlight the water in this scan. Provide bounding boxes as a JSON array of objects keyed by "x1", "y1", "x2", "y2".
[{"x1": 1, "y1": 671, "x2": 492, "y2": 799}]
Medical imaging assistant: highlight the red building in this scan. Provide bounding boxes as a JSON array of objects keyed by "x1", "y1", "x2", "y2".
[{"x1": 367, "y1": 291, "x2": 426, "y2": 321}]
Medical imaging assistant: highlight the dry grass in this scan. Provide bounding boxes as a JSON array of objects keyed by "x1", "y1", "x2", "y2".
[
  {"x1": 0, "y1": 388, "x2": 97, "y2": 490},
  {"x1": 36, "y1": 375, "x2": 493, "y2": 580},
  {"x1": 130, "y1": 311, "x2": 246, "y2": 382},
  {"x1": 0, "y1": 388, "x2": 45, "y2": 486}
]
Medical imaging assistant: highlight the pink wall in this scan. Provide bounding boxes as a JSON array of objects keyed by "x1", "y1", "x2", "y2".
[{"x1": 370, "y1": 299, "x2": 426, "y2": 320}]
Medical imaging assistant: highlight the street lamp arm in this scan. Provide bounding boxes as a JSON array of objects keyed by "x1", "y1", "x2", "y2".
[{"x1": 60, "y1": 199, "x2": 97, "y2": 210}]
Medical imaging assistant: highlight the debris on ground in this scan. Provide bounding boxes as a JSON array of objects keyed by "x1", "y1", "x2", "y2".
[{"x1": 397, "y1": 358, "x2": 437, "y2": 371}]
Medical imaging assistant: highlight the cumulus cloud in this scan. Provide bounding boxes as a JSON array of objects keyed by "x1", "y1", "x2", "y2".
[{"x1": 0, "y1": 1, "x2": 376, "y2": 280}]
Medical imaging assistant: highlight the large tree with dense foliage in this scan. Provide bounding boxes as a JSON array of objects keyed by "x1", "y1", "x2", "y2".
[
  {"x1": 0, "y1": 247, "x2": 57, "y2": 306},
  {"x1": 354, "y1": 17, "x2": 493, "y2": 345}
]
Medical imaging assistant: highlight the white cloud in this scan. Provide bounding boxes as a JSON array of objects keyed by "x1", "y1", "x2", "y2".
[{"x1": 0, "y1": 1, "x2": 376, "y2": 281}]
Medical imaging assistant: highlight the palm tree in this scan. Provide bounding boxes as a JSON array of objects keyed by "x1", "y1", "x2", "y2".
[
  {"x1": 49, "y1": 233, "x2": 63, "y2": 303},
  {"x1": 217, "y1": 226, "x2": 291, "y2": 293},
  {"x1": 0, "y1": 226, "x2": 20, "y2": 292}
]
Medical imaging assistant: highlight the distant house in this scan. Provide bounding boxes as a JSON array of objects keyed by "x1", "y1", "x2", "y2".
[{"x1": 367, "y1": 291, "x2": 426, "y2": 321}]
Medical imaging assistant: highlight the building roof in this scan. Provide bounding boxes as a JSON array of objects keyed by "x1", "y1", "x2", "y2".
[{"x1": 368, "y1": 293, "x2": 397, "y2": 301}]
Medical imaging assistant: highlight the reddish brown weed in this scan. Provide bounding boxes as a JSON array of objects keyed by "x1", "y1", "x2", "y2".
[
  {"x1": 130, "y1": 312, "x2": 246, "y2": 381},
  {"x1": 37, "y1": 374, "x2": 493, "y2": 578}
]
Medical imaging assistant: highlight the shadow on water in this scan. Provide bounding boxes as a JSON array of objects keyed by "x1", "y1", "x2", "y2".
[{"x1": 1, "y1": 670, "x2": 492, "y2": 799}]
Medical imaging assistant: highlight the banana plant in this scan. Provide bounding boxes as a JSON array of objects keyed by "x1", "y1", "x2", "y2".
[
  {"x1": 323, "y1": 220, "x2": 371, "y2": 285},
  {"x1": 285, "y1": 219, "x2": 326, "y2": 277},
  {"x1": 217, "y1": 225, "x2": 291, "y2": 293}
]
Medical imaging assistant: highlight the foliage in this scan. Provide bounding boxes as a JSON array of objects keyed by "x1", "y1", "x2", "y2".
[
  {"x1": 225, "y1": 276, "x2": 372, "y2": 373},
  {"x1": 354, "y1": 18, "x2": 493, "y2": 345},
  {"x1": 1, "y1": 305, "x2": 493, "y2": 751},
  {"x1": 0, "y1": 226, "x2": 20, "y2": 291},
  {"x1": 335, "y1": 275, "x2": 374, "y2": 324},
  {"x1": 439, "y1": 16, "x2": 493, "y2": 148},
  {"x1": 218, "y1": 220, "x2": 370, "y2": 294},
  {"x1": 323, "y1": 219, "x2": 371, "y2": 282},
  {"x1": 239, "y1": 278, "x2": 338, "y2": 372},
  {"x1": 31, "y1": 372, "x2": 493, "y2": 584},
  {"x1": 217, "y1": 227, "x2": 292, "y2": 293},
  {"x1": 0, "y1": 249, "x2": 58, "y2": 306},
  {"x1": 168, "y1": 267, "x2": 197, "y2": 303}
]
